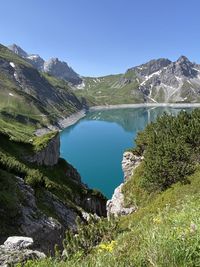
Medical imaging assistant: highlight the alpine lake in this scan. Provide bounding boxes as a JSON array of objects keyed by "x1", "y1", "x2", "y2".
[{"x1": 60, "y1": 107, "x2": 192, "y2": 198}]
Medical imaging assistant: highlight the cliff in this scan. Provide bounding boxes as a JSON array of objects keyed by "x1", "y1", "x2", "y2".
[
  {"x1": 27, "y1": 133, "x2": 60, "y2": 166},
  {"x1": 0, "y1": 131, "x2": 107, "y2": 256},
  {"x1": 107, "y1": 151, "x2": 143, "y2": 217}
]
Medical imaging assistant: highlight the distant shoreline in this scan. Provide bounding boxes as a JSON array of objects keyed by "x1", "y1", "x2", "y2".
[
  {"x1": 35, "y1": 110, "x2": 86, "y2": 136},
  {"x1": 35, "y1": 103, "x2": 200, "y2": 135},
  {"x1": 89, "y1": 103, "x2": 200, "y2": 111}
]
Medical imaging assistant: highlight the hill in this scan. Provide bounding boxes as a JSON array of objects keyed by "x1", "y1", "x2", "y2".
[{"x1": 75, "y1": 56, "x2": 200, "y2": 105}]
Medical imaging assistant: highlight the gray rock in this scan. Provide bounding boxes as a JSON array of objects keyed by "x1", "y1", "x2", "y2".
[
  {"x1": 15, "y1": 176, "x2": 64, "y2": 254},
  {"x1": 8, "y1": 44, "x2": 28, "y2": 58},
  {"x1": 4, "y1": 236, "x2": 33, "y2": 250},
  {"x1": 107, "y1": 151, "x2": 142, "y2": 217},
  {"x1": 107, "y1": 184, "x2": 136, "y2": 217},
  {"x1": 27, "y1": 54, "x2": 45, "y2": 71},
  {"x1": 8, "y1": 44, "x2": 83, "y2": 85},
  {"x1": 0, "y1": 236, "x2": 46, "y2": 267},
  {"x1": 122, "y1": 151, "x2": 143, "y2": 180},
  {"x1": 44, "y1": 57, "x2": 82, "y2": 85},
  {"x1": 127, "y1": 58, "x2": 171, "y2": 77},
  {"x1": 26, "y1": 133, "x2": 60, "y2": 166}
]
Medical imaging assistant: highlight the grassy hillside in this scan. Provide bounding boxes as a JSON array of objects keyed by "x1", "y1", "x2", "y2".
[
  {"x1": 22, "y1": 109, "x2": 200, "y2": 267},
  {"x1": 74, "y1": 75, "x2": 144, "y2": 106},
  {"x1": 0, "y1": 44, "x2": 83, "y2": 135}
]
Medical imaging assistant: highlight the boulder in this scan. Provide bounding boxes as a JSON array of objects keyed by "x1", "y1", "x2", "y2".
[
  {"x1": 0, "y1": 236, "x2": 46, "y2": 266},
  {"x1": 4, "y1": 236, "x2": 33, "y2": 250}
]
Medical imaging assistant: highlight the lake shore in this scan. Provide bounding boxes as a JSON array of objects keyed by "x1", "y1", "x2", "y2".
[
  {"x1": 35, "y1": 103, "x2": 200, "y2": 135},
  {"x1": 89, "y1": 103, "x2": 200, "y2": 111},
  {"x1": 35, "y1": 110, "x2": 86, "y2": 136}
]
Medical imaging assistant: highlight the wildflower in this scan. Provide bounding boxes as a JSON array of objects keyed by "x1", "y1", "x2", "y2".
[
  {"x1": 98, "y1": 240, "x2": 116, "y2": 253},
  {"x1": 153, "y1": 217, "x2": 162, "y2": 224}
]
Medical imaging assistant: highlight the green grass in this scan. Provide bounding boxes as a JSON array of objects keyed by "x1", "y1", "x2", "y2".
[
  {"x1": 20, "y1": 110, "x2": 200, "y2": 267},
  {"x1": 21, "y1": 167, "x2": 200, "y2": 267},
  {"x1": 0, "y1": 44, "x2": 32, "y2": 67},
  {"x1": 75, "y1": 75, "x2": 144, "y2": 106}
]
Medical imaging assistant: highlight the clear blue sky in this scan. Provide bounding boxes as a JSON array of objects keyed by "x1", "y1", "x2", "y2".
[{"x1": 1, "y1": 0, "x2": 200, "y2": 76}]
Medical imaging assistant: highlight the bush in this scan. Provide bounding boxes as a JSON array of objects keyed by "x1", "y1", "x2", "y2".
[
  {"x1": 132, "y1": 109, "x2": 200, "y2": 192},
  {"x1": 63, "y1": 216, "x2": 119, "y2": 260}
]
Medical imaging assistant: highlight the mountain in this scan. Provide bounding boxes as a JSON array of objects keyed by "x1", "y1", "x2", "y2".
[
  {"x1": 0, "y1": 44, "x2": 84, "y2": 138},
  {"x1": 0, "y1": 43, "x2": 106, "y2": 261},
  {"x1": 9, "y1": 45, "x2": 200, "y2": 104},
  {"x1": 8, "y1": 44, "x2": 82, "y2": 85},
  {"x1": 75, "y1": 56, "x2": 200, "y2": 105},
  {"x1": 44, "y1": 57, "x2": 82, "y2": 85}
]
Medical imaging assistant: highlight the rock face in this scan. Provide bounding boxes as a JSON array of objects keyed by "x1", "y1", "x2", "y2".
[
  {"x1": 81, "y1": 194, "x2": 107, "y2": 217},
  {"x1": 8, "y1": 44, "x2": 28, "y2": 58},
  {"x1": 27, "y1": 54, "x2": 45, "y2": 71},
  {"x1": 107, "y1": 184, "x2": 136, "y2": 217},
  {"x1": 0, "y1": 236, "x2": 46, "y2": 266},
  {"x1": 0, "y1": 45, "x2": 84, "y2": 131},
  {"x1": 122, "y1": 152, "x2": 143, "y2": 180},
  {"x1": 2, "y1": 144, "x2": 107, "y2": 254},
  {"x1": 4, "y1": 236, "x2": 33, "y2": 250},
  {"x1": 107, "y1": 151, "x2": 142, "y2": 217},
  {"x1": 44, "y1": 57, "x2": 82, "y2": 85},
  {"x1": 8, "y1": 43, "x2": 82, "y2": 85},
  {"x1": 27, "y1": 133, "x2": 60, "y2": 166},
  {"x1": 126, "y1": 56, "x2": 200, "y2": 103},
  {"x1": 14, "y1": 176, "x2": 67, "y2": 253}
]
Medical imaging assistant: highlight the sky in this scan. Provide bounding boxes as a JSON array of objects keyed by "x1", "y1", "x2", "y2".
[{"x1": 1, "y1": 0, "x2": 200, "y2": 76}]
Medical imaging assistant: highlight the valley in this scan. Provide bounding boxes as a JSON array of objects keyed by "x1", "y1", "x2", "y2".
[{"x1": 1, "y1": 42, "x2": 200, "y2": 266}]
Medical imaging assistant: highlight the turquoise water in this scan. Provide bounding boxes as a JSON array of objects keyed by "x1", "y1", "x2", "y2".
[{"x1": 60, "y1": 107, "x2": 188, "y2": 198}]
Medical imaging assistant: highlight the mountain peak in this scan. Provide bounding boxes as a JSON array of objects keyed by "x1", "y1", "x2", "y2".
[
  {"x1": 8, "y1": 44, "x2": 28, "y2": 58},
  {"x1": 176, "y1": 55, "x2": 191, "y2": 64}
]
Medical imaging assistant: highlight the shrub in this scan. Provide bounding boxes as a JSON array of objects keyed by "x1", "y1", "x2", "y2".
[
  {"x1": 132, "y1": 109, "x2": 200, "y2": 192},
  {"x1": 63, "y1": 216, "x2": 119, "y2": 260}
]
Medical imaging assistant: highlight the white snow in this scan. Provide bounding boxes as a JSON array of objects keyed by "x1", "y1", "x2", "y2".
[
  {"x1": 9, "y1": 62, "x2": 15, "y2": 68},
  {"x1": 175, "y1": 76, "x2": 182, "y2": 82},
  {"x1": 193, "y1": 67, "x2": 200, "y2": 72},
  {"x1": 27, "y1": 55, "x2": 39, "y2": 59},
  {"x1": 76, "y1": 82, "x2": 85, "y2": 89},
  {"x1": 140, "y1": 70, "x2": 162, "y2": 86}
]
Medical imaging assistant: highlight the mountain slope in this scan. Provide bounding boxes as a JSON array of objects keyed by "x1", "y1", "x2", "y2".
[
  {"x1": 0, "y1": 44, "x2": 84, "y2": 137},
  {"x1": 8, "y1": 44, "x2": 82, "y2": 85},
  {"x1": 75, "y1": 56, "x2": 200, "y2": 105},
  {"x1": 18, "y1": 109, "x2": 200, "y2": 267}
]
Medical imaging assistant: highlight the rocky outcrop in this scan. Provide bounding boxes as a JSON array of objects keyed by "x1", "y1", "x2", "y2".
[
  {"x1": 122, "y1": 151, "x2": 143, "y2": 180},
  {"x1": 107, "y1": 184, "x2": 136, "y2": 217},
  {"x1": 107, "y1": 151, "x2": 143, "y2": 217},
  {"x1": 81, "y1": 194, "x2": 107, "y2": 217},
  {"x1": 0, "y1": 236, "x2": 46, "y2": 266},
  {"x1": 27, "y1": 133, "x2": 60, "y2": 166},
  {"x1": 44, "y1": 57, "x2": 82, "y2": 85},
  {"x1": 5, "y1": 170, "x2": 106, "y2": 254},
  {"x1": 15, "y1": 176, "x2": 65, "y2": 253}
]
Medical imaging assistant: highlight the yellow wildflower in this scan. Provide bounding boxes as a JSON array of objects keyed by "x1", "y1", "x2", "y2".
[
  {"x1": 153, "y1": 217, "x2": 162, "y2": 224},
  {"x1": 98, "y1": 240, "x2": 116, "y2": 253}
]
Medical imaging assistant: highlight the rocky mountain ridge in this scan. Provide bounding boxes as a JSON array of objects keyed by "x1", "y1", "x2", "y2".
[
  {"x1": 76, "y1": 56, "x2": 200, "y2": 105},
  {"x1": 0, "y1": 44, "x2": 84, "y2": 132},
  {"x1": 8, "y1": 44, "x2": 82, "y2": 85}
]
